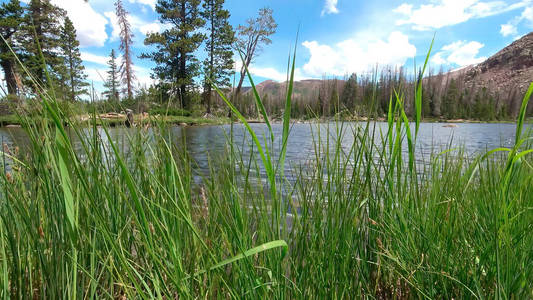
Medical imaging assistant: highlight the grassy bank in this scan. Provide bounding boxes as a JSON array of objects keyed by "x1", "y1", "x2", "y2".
[
  {"x1": 0, "y1": 113, "x2": 231, "y2": 127},
  {"x1": 0, "y1": 112, "x2": 525, "y2": 128},
  {"x1": 1, "y1": 52, "x2": 533, "y2": 298}
]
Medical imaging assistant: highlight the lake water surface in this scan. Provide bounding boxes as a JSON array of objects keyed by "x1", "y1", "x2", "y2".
[{"x1": 0, "y1": 122, "x2": 523, "y2": 177}]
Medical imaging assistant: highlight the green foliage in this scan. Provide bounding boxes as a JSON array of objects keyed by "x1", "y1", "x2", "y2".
[
  {"x1": 149, "y1": 107, "x2": 191, "y2": 116},
  {"x1": 202, "y1": 0, "x2": 234, "y2": 114},
  {"x1": 103, "y1": 49, "x2": 120, "y2": 102},
  {"x1": 0, "y1": 0, "x2": 25, "y2": 95},
  {"x1": 329, "y1": 84, "x2": 339, "y2": 116},
  {"x1": 22, "y1": 0, "x2": 67, "y2": 87},
  {"x1": 59, "y1": 17, "x2": 88, "y2": 101},
  {"x1": 341, "y1": 73, "x2": 357, "y2": 111},
  {"x1": 142, "y1": 0, "x2": 205, "y2": 109}
]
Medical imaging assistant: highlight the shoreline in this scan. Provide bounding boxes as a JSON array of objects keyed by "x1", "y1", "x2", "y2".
[{"x1": 0, "y1": 114, "x2": 525, "y2": 128}]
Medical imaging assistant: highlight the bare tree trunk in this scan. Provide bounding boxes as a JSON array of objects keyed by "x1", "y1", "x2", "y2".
[
  {"x1": 205, "y1": 0, "x2": 215, "y2": 114},
  {"x1": 1, "y1": 60, "x2": 17, "y2": 96}
]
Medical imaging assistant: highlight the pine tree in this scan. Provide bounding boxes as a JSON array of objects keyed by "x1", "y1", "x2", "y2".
[
  {"x1": 201, "y1": 0, "x2": 234, "y2": 114},
  {"x1": 0, "y1": 0, "x2": 25, "y2": 96},
  {"x1": 59, "y1": 17, "x2": 88, "y2": 101},
  {"x1": 142, "y1": 0, "x2": 205, "y2": 109},
  {"x1": 103, "y1": 49, "x2": 120, "y2": 102},
  {"x1": 115, "y1": 0, "x2": 135, "y2": 99},
  {"x1": 23, "y1": 0, "x2": 66, "y2": 87},
  {"x1": 329, "y1": 84, "x2": 339, "y2": 116},
  {"x1": 442, "y1": 78, "x2": 459, "y2": 119},
  {"x1": 341, "y1": 73, "x2": 357, "y2": 112}
]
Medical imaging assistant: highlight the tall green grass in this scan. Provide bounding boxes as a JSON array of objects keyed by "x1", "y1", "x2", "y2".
[{"x1": 0, "y1": 44, "x2": 532, "y2": 298}]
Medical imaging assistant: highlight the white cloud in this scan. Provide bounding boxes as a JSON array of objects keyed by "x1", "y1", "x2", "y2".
[
  {"x1": 248, "y1": 67, "x2": 287, "y2": 82},
  {"x1": 431, "y1": 41, "x2": 486, "y2": 66},
  {"x1": 134, "y1": 65, "x2": 156, "y2": 87},
  {"x1": 86, "y1": 68, "x2": 108, "y2": 83},
  {"x1": 500, "y1": 6, "x2": 533, "y2": 37},
  {"x1": 51, "y1": 0, "x2": 108, "y2": 47},
  {"x1": 81, "y1": 52, "x2": 110, "y2": 65},
  {"x1": 301, "y1": 31, "x2": 416, "y2": 77},
  {"x1": 250, "y1": 66, "x2": 306, "y2": 82},
  {"x1": 394, "y1": 0, "x2": 531, "y2": 30},
  {"x1": 431, "y1": 52, "x2": 447, "y2": 65},
  {"x1": 83, "y1": 52, "x2": 155, "y2": 87},
  {"x1": 321, "y1": 0, "x2": 339, "y2": 16},
  {"x1": 128, "y1": 0, "x2": 157, "y2": 10},
  {"x1": 104, "y1": 11, "x2": 121, "y2": 41},
  {"x1": 105, "y1": 11, "x2": 162, "y2": 41},
  {"x1": 138, "y1": 22, "x2": 161, "y2": 35},
  {"x1": 500, "y1": 24, "x2": 518, "y2": 36},
  {"x1": 233, "y1": 60, "x2": 306, "y2": 82},
  {"x1": 393, "y1": 3, "x2": 412, "y2": 15}
]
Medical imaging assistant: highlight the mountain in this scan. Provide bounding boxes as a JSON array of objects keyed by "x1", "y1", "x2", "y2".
[
  {"x1": 242, "y1": 32, "x2": 533, "y2": 119},
  {"x1": 447, "y1": 32, "x2": 533, "y2": 98}
]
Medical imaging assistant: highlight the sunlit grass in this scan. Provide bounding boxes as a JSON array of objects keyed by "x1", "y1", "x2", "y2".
[{"x1": 0, "y1": 41, "x2": 532, "y2": 298}]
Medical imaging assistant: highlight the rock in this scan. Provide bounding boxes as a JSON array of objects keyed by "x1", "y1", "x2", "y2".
[
  {"x1": 443, "y1": 124, "x2": 458, "y2": 128},
  {"x1": 125, "y1": 109, "x2": 134, "y2": 128},
  {"x1": 100, "y1": 113, "x2": 125, "y2": 119},
  {"x1": 443, "y1": 31, "x2": 533, "y2": 106}
]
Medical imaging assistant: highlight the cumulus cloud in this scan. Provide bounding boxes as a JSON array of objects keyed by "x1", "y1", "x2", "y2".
[
  {"x1": 81, "y1": 52, "x2": 110, "y2": 66},
  {"x1": 321, "y1": 0, "x2": 339, "y2": 16},
  {"x1": 82, "y1": 52, "x2": 155, "y2": 87},
  {"x1": 394, "y1": 0, "x2": 531, "y2": 30},
  {"x1": 431, "y1": 41, "x2": 486, "y2": 66},
  {"x1": 500, "y1": 6, "x2": 533, "y2": 37},
  {"x1": 105, "y1": 11, "x2": 162, "y2": 41},
  {"x1": 51, "y1": 0, "x2": 108, "y2": 47},
  {"x1": 133, "y1": 65, "x2": 156, "y2": 87},
  {"x1": 233, "y1": 60, "x2": 306, "y2": 82},
  {"x1": 500, "y1": 24, "x2": 518, "y2": 36},
  {"x1": 301, "y1": 31, "x2": 416, "y2": 77},
  {"x1": 128, "y1": 0, "x2": 157, "y2": 10}
]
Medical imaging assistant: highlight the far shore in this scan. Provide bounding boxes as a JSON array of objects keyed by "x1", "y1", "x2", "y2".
[{"x1": 0, "y1": 113, "x2": 525, "y2": 128}]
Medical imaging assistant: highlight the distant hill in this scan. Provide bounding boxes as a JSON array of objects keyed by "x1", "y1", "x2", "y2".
[
  {"x1": 245, "y1": 79, "x2": 345, "y2": 101},
  {"x1": 248, "y1": 32, "x2": 533, "y2": 104},
  {"x1": 447, "y1": 32, "x2": 533, "y2": 99}
]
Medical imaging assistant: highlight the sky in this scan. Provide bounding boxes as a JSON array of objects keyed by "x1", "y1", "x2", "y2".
[{"x1": 3, "y1": 0, "x2": 533, "y2": 95}]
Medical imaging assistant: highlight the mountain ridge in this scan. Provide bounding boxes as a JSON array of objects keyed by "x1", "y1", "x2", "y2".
[{"x1": 249, "y1": 32, "x2": 533, "y2": 105}]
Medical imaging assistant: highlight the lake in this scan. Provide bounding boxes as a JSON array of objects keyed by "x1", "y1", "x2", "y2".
[{"x1": 0, "y1": 122, "x2": 522, "y2": 179}]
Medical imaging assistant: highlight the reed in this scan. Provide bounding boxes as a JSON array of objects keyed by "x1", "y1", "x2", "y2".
[{"x1": 0, "y1": 46, "x2": 532, "y2": 298}]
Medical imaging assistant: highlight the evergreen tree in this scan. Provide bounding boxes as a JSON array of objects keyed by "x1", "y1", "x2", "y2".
[
  {"x1": 115, "y1": 0, "x2": 135, "y2": 99},
  {"x1": 441, "y1": 78, "x2": 459, "y2": 119},
  {"x1": 0, "y1": 0, "x2": 25, "y2": 96},
  {"x1": 329, "y1": 85, "x2": 339, "y2": 116},
  {"x1": 103, "y1": 49, "x2": 120, "y2": 102},
  {"x1": 59, "y1": 17, "x2": 88, "y2": 101},
  {"x1": 201, "y1": 0, "x2": 234, "y2": 114},
  {"x1": 421, "y1": 88, "x2": 432, "y2": 118},
  {"x1": 23, "y1": 0, "x2": 66, "y2": 87},
  {"x1": 341, "y1": 73, "x2": 357, "y2": 111},
  {"x1": 142, "y1": 0, "x2": 205, "y2": 109}
]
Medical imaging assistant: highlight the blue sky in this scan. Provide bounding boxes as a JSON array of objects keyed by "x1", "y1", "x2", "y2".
[{"x1": 4, "y1": 0, "x2": 533, "y2": 95}]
